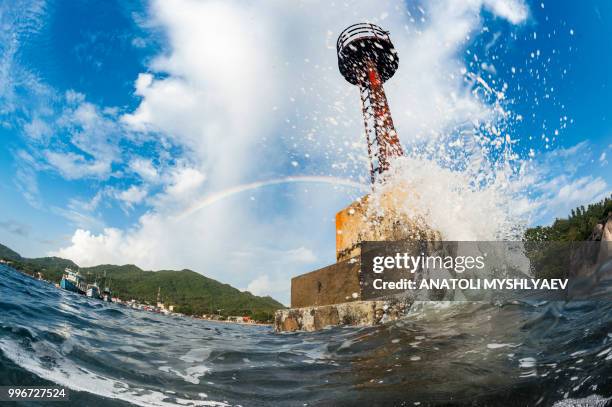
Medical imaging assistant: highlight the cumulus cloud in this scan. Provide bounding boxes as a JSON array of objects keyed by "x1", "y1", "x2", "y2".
[
  {"x1": 56, "y1": 228, "x2": 127, "y2": 266},
  {"x1": 54, "y1": 0, "x2": 532, "y2": 302},
  {"x1": 522, "y1": 142, "x2": 610, "y2": 223},
  {"x1": 129, "y1": 158, "x2": 159, "y2": 182},
  {"x1": 245, "y1": 275, "x2": 271, "y2": 296},
  {"x1": 115, "y1": 185, "x2": 148, "y2": 209}
]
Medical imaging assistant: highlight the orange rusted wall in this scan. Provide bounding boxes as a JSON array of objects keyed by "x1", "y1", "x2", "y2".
[
  {"x1": 335, "y1": 187, "x2": 440, "y2": 262},
  {"x1": 335, "y1": 196, "x2": 370, "y2": 262}
]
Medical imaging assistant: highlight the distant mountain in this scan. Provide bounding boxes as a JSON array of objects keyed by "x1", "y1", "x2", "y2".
[
  {"x1": 81, "y1": 264, "x2": 284, "y2": 319},
  {"x1": 0, "y1": 243, "x2": 22, "y2": 261},
  {"x1": 0, "y1": 244, "x2": 285, "y2": 321}
]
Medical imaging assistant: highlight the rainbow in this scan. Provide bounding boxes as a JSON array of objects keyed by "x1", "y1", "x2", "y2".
[{"x1": 176, "y1": 175, "x2": 369, "y2": 220}]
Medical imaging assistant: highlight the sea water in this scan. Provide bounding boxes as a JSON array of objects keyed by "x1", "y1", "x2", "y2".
[{"x1": 1, "y1": 264, "x2": 611, "y2": 406}]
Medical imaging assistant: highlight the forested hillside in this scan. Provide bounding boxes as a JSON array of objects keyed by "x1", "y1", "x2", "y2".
[{"x1": 0, "y1": 244, "x2": 284, "y2": 320}]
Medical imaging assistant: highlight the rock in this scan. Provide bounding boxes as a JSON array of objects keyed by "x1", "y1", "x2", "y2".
[
  {"x1": 590, "y1": 223, "x2": 604, "y2": 241},
  {"x1": 598, "y1": 216, "x2": 612, "y2": 264},
  {"x1": 601, "y1": 215, "x2": 612, "y2": 241},
  {"x1": 274, "y1": 299, "x2": 411, "y2": 332},
  {"x1": 573, "y1": 214, "x2": 612, "y2": 276},
  {"x1": 313, "y1": 306, "x2": 340, "y2": 330},
  {"x1": 281, "y1": 315, "x2": 299, "y2": 332}
]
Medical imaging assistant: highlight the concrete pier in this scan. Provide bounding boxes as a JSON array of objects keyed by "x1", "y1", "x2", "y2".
[{"x1": 275, "y1": 186, "x2": 440, "y2": 332}]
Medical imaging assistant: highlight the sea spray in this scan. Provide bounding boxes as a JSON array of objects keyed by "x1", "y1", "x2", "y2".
[
  {"x1": 368, "y1": 155, "x2": 529, "y2": 240},
  {"x1": 356, "y1": 56, "x2": 534, "y2": 241}
]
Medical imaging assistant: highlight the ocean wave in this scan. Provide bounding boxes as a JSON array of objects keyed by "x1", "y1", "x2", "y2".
[{"x1": 1, "y1": 264, "x2": 611, "y2": 406}]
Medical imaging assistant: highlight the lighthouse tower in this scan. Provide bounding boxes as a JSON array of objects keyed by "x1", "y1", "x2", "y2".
[{"x1": 337, "y1": 23, "x2": 404, "y2": 183}]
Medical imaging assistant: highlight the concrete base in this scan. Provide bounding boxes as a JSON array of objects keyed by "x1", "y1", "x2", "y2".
[
  {"x1": 274, "y1": 298, "x2": 411, "y2": 332},
  {"x1": 291, "y1": 257, "x2": 361, "y2": 308},
  {"x1": 280, "y1": 188, "x2": 439, "y2": 332}
]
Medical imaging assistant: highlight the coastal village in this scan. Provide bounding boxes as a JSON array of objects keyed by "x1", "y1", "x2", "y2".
[{"x1": 0, "y1": 258, "x2": 268, "y2": 325}]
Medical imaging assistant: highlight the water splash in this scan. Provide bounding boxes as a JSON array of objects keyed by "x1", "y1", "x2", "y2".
[
  {"x1": 362, "y1": 67, "x2": 531, "y2": 241},
  {"x1": 371, "y1": 154, "x2": 528, "y2": 241}
]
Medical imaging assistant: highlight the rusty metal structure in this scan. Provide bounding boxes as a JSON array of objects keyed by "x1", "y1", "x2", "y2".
[{"x1": 337, "y1": 23, "x2": 404, "y2": 183}]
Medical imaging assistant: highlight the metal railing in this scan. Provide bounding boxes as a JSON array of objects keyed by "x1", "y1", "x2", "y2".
[{"x1": 336, "y1": 23, "x2": 391, "y2": 54}]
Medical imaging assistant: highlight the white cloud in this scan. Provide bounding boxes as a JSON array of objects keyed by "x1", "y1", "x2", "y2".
[
  {"x1": 55, "y1": 0, "x2": 531, "y2": 301},
  {"x1": 23, "y1": 117, "x2": 52, "y2": 141},
  {"x1": 165, "y1": 167, "x2": 206, "y2": 197},
  {"x1": 55, "y1": 228, "x2": 127, "y2": 266},
  {"x1": 129, "y1": 158, "x2": 159, "y2": 182},
  {"x1": 544, "y1": 176, "x2": 608, "y2": 218},
  {"x1": 0, "y1": 0, "x2": 48, "y2": 115},
  {"x1": 72, "y1": 190, "x2": 105, "y2": 212},
  {"x1": 131, "y1": 37, "x2": 148, "y2": 49},
  {"x1": 44, "y1": 151, "x2": 112, "y2": 180},
  {"x1": 50, "y1": 100, "x2": 122, "y2": 180},
  {"x1": 554, "y1": 176, "x2": 607, "y2": 203},
  {"x1": 65, "y1": 89, "x2": 85, "y2": 104},
  {"x1": 51, "y1": 207, "x2": 106, "y2": 232},
  {"x1": 245, "y1": 275, "x2": 272, "y2": 296},
  {"x1": 14, "y1": 150, "x2": 42, "y2": 208},
  {"x1": 483, "y1": 0, "x2": 529, "y2": 24},
  {"x1": 523, "y1": 142, "x2": 610, "y2": 223},
  {"x1": 14, "y1": 91, "x2": 125, "y2": 186}
]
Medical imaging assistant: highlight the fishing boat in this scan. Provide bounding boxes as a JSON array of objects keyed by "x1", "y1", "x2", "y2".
[
  {"x1": 102, "y1": 282, "x2": 112, "y2": 302},
  {"x1": 86, "y1": 282, "x2": 101, "y2": 299},
  {"x1": 60, "y1": 268, "x2": 86, "y2": 295}
]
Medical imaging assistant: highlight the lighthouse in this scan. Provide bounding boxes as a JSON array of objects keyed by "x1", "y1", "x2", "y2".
[{"x1": 275, "y1": 24, "x2": 438, "y2": 332}]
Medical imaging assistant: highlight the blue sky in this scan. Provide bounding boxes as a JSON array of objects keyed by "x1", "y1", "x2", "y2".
[{"x1": 0, "y1": 0, "x2": 610, "y2": 304}]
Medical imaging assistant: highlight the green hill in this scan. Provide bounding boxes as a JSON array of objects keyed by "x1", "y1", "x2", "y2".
[
  {"x1": 0, "y1": 245, "x2": 284, "y2": 321},
  {"x1": 81, "y1": 264, "x2": 283, "y2": 319},
  {"x1": 524, "y1": 194, "x2": 612, "y2": 242},
  {"x1": 0, "y1": 243, "x2": 22, "y2": 261},
  {"x1": 523, "y1": 194, "x2": 611, "y2": 279}
]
